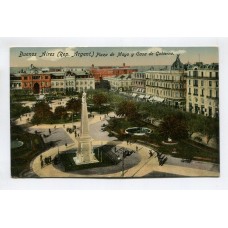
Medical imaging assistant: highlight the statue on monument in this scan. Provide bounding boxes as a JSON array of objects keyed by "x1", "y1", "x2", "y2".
[{"x1": 82, "y1": 92, "x2": 86, "y2": 103}]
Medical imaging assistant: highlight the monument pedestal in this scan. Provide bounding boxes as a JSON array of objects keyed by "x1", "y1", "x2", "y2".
[{"x1": 73, "y1": 136, "x2": 99, "y2": 165}]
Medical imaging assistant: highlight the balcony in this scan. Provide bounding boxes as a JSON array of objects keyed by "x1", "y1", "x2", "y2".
[{"x1": 206, "y1": 96, "x2": 219, "y2": 100}]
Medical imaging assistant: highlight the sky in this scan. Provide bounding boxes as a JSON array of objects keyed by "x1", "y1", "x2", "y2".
[{"x1": 10, "y1": 47, "x2": 219, "y2": 68}]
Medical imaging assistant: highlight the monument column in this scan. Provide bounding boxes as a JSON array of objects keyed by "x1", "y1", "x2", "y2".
[{"x1": 73, "y1": 92, "x2": 98, "y2": 165}]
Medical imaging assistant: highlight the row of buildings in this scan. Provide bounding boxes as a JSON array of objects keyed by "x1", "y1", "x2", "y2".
[
  {"x1": 10, "y1": 65, "x2": 95, "y2": 93},
  {"x1": 10, "y1": 56, "x2": 219, "y2": 118},
  {"x1": 103, "y1": 55, "x2": 219, "y2": 118}
]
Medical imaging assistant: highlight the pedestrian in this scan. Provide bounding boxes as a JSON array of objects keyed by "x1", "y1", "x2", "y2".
[
  {"x1": 40, "y1": 155, "x2": 43, "y2": 161},
  {"x1": 49, "y1": 128, "x2": 51, "y2": 135},
  {"x1": 63, "y1": 124, "x2": 65, "y2": 128},
  {"x1": 127, "y1": 140, "x2": 129, "y2": 145},
  {"x1": 100, "y1": 116, "x2": 101, "y2": 120},
  {"x1": 65, "y1": 142, "x2": 67, "y2": 147},
  {"x1": 149, "y1": 150, "x2": 153, "y2": 158},
  {"x1": 41, "y1": 160, "x2": 44, "y2": 168},
  {"x1": 136, "y1": 146, "x2": 138, "y2": 152},
  {"x1": 78, "y1": 133, "x2": 79, "y2": 137}
]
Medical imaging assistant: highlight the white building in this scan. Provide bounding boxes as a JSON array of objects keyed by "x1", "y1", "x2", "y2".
[
  {"x1": 10, "y1": 74, "x2": 22, "y2": 90},
  {"x1": 186, "y1": 62, "x2": 219, "y2": 118},
  {"x1": 105, "y1": 74, "x2": 132, "y2": 92},
  {"x1": 145, "y1": 55, "x2": 186, "y2": 108},
  {"x1": 50, "y1": 72, "x2": 65, "y2": 92}
]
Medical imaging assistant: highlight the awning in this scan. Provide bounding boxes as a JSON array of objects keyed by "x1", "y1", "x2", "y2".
[
  {"x1": 144, "y1": 95, "x2": 150, "y2": 99},
  {"x1": 138, "y1": 95, "x2": 145, "y2": 99},
  {"x1": 153, "y1": 96, "x2": 164, "y2": 102},
  {"x1": 132, "y1": 93, "x2": 137, "y2": 97}
]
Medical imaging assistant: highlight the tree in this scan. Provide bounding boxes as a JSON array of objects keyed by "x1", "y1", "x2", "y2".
[
  {"x1": 66, "y1": 98, "x2": 81, "y2": 113},
  {"x1": 204, "y1": 118, "x2": 219, "y2": 144},
  {"x1": 93, "y1": 93, "x2": 108, "y2": 107},
  {"x1": 116, "y1": 100, "x2": 139, "y2": 121},
  {"x1": 32, "y1": 101, "x2": 53, "y2": 124},
  {"x1": 10, "y1": 103, "x2": 31, "y2": 119},
  {"x1": 159, "y1": 113, "x2": 188, "y2": 141},
  {"x1": 54, "y1": 106, "x2": 67, "y2": 121}
]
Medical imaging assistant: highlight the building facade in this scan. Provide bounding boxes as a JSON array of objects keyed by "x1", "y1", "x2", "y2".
[
  {"x1": 50, "y1": 72, "x2": 65, "y2": 92},
  {"x1": 105, "y1": 74, "x2": 132, "y2": 92},
  {"x1": 90, "y1": 63, "x2": 138, "y2": 80},
  {"x1": 10, "y1": 74, "x2": 22, "y2": 90},
  {"x1": 186, "y1": 62, "x2": 219, "y2": 118},
  {"x1": 21, "y1": 73, "x2": 51, "y2": 94},
  {"x1": 145, "y1": 55, "x2": 186, "y2": 108},
  {"x1": 131, "y1": 72, "x2": 146, "y2": 94}
]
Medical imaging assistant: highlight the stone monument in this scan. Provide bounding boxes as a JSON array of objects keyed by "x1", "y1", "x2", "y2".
[{"x1": 73, "y1": 92, "x2": 98, "y2": 165}]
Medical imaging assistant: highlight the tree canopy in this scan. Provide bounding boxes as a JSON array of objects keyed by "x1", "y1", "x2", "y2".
[
  {"x1": 116, "y1": 100, "x2": 139, "y2": 121},
  {"x1": 32, "y1": 101, "x2": 53, "y2": 124},
  {"x1": 159, "y1": 113, "x2": 188, "y2": 141},
  {"x1": 66, "y1": 98, "x2": 81, "y2": 113}
]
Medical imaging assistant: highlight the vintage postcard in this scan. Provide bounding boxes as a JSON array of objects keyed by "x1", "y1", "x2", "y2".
[{"x1": 10, "y1": 47, "x2": 219, "y2": 178}]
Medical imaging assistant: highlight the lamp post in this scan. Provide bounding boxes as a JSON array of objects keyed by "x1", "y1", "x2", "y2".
[
  {"x1": 72, "y1": 112, "x2": 74, "y2": 129},
  {"x1": 122, "y1": 151, "x2": 126, "y2": 177}
]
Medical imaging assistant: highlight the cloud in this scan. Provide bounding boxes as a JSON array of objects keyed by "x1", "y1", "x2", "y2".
[
  {"x1": 147, "y1": 47, "x2": 163, "y2": 53},
  {"x1": 169, "y1": 49, "x2": 186, "y2": 55},
  {"x1": 27, "y1": 56, "x2": 38, "y2": 61}
]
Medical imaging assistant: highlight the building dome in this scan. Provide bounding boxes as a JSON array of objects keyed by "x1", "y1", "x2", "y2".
[{"x1": 171, "y1": 54, "x2": 184, "y2": 70}]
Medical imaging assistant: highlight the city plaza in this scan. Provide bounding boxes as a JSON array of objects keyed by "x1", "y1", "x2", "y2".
[{"x1": 14, "y1": 97, "x2": 219, "y2": 178}]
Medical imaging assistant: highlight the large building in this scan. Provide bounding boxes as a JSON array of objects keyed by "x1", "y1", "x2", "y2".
[
  {"x1": 131, "y1": 71, "x2": 146, "y2": 99},
  {"x1": 104, "y1": 74, "x2": 132, "y2": 92},
  {"x1": 186, "y1": 62, "x2": 219, "y2": 118},
  {"x1": 90, "y1": 63, "x2": 138, "y2": 80},
  {"x1": 21, "y1": 73, "x2": 51, "y2": 94},
  {"x1": 145, "y1": 55, "x2": 186, "y2": 108}
]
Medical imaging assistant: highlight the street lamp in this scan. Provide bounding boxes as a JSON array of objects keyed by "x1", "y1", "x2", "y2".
[{"x1": 122, "y1": 151, "x2": 126, "y2": 177}]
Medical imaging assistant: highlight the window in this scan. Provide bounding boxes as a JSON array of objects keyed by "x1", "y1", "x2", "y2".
[
  {"x1": 194, "y1": 88, "x2": 198, "y2": 95},
  {"x1": 189, "y1": 71, "x2": 191, "y2": 76},
  {"x1": 193, "y1": 70, "x2": 198, "y2": 77},
  {"x1": 193, "y1": 80, "x2": 198, "y2": 87},
  {"x1": 201, "y1": 72, "x2": 204, "y2": 77},
  {"x1": 209, "y1": 81, "x2": 212, "y2": 86},
  {"x1": 201, "y1": 80, "x2": 204, "y2": 86},
  {"x1": 209, "y1": 90, "x2": 212, "y2": 97},
  {"x1": 188, "y1": 88, "x2": 191, "y2": 94},
  {"x1": 201, "y1": 89, "x2": 204, "y2": 96},
  {"x1": 216, "y1": 72, "x2": 219, "y2": 79},
  {"x1": 45, "y1": 76, "x2": 48, "y2": 79},
  {"x1": 24, "y1": 76, "x2": 28, "y2": 80},
  {"x1": 216, "y1": 81, "x2": 218, "y2": 87},
  {"x1": 216, "y1": 90, "x2": 219, "y2": 98},
  {"x1": 210, "y1": 72, "x2": 212, "y2": 78},
  {"x1": 189, "y1": 80, "x2": 191, "y2": 85}
]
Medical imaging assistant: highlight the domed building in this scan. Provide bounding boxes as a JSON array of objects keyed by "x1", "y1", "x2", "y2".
[{"x1": 145, "y1": 55, "x2": 186, "y2": 109}]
